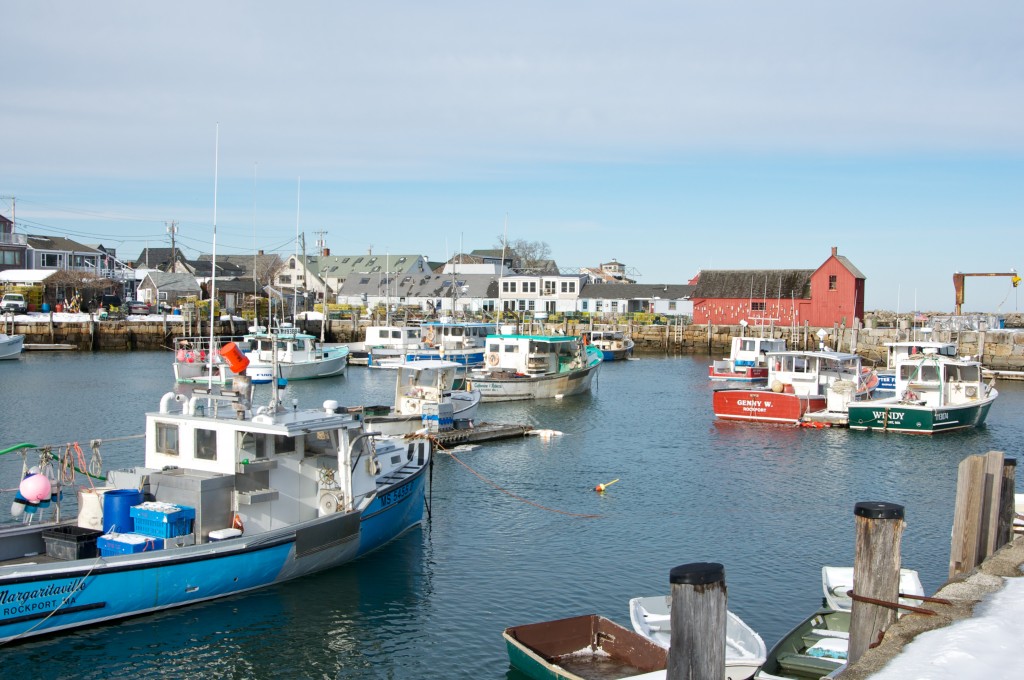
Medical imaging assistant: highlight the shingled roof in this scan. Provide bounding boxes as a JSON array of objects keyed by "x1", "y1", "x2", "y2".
[{"x1": 692, "y1": 269, "x2": 813, "y2": 300}]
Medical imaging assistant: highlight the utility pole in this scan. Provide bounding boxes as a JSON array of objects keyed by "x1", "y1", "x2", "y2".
[
  {"x1": 300, "y1": 231, "x2": 307, "y2": 313},
  {"x1": 166, "y1": 220, "x2": 178, "y2": 272}
]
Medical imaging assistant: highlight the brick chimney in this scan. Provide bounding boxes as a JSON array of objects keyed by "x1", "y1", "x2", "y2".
[
  {"x1": 322, "y1": 248, "x2": 330, "y2": 256},
  {"x1": 831, "y1": 246, "x2": 838, "y2": 257}
]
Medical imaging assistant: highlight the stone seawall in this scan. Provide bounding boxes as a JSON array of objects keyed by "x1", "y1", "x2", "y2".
[{"x1": 5, "y1": 316, "x2": 1023, "y2": 371}]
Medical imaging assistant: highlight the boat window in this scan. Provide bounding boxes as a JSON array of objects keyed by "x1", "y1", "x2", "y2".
[
  {"x1": 237, "y1": 432, "x2": 269, "y2": 459},
  {"x1": 274, "y1": 434, "x2": 296, "y2": 455},
  {"x1": 156, "y1": 422, "x2": 179, "y2": 456},
  {"x1": 304, "y1": 430, "x2": 337, "y2": 456},
  {"x1": 391, "y1": 331, "x2": 401, "y2": 338},
  {"x1": 406, "y1": 330, "x2": 419, "y2": 339},
  {"x1": 504, "y1": 344, "x2": 518, "y2": 353},
  {"x1": 360, "y1": 277, "x2": 371, "y2": 284},
  {"x1": 489, "y1": 342, "x2": 500, "y2": 352},
  {"x1": 903, "y1": 364, "x2": 940, "y2": 382},
  {"x1": 451, "y1": 327, "x2": 464, "y2": 336},
  {"x1": 195, "y1": 428, "x2": 218, "y2": 461},
  {"x1": 376, "y1": 329, "x2": 390, "y2": 339}
]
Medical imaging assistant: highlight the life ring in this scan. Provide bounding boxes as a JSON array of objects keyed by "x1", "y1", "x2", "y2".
[
  {"x1": 486, "y1": 353, "x2": 499, "y2": 367},
  {"x1": 774, "y1": 361, "x2": 781, "y2": 371},
  {"x1": 902, "y1": 390, "x2": 918, "y2": 402},
  {"x1": 185, "y1": 351, "x2": 195, "y2": 363},
  {"x1": 424, "y1": 329, "x2": 435, "y2": 345}
]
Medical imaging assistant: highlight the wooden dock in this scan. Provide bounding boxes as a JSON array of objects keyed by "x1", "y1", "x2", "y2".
[{"x1": 432, "y1": 422, "x2": 532, "y2": 446}]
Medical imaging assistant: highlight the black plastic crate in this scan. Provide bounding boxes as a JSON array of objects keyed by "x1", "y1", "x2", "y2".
[{"x1": 42, "y1": 526, "x2": 103, "y2": 560}]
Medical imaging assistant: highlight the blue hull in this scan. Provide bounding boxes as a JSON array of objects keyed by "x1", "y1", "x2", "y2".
[
  {"x1": 0, "y1": 470, "x2": 426, "y2": 643},
  {"x1": 404, "y1": 349, "x2": 484, "y2": 367}
]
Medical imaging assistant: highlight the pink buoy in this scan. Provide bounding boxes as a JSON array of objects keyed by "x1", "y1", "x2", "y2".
[{"x1": 19, "y1": 473, "x2": 52, "y2": 503}]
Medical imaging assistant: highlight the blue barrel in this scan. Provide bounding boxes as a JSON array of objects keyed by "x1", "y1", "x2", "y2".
[
  {"x1": 41, "y1": 303, "x2": 50, "y2": 313},
  {"x1": 102, "y1": 489, "x2": 143, "y2": 533}
]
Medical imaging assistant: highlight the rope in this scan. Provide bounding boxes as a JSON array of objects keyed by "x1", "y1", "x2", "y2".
[{"x1": 432, "y1": 436, "x2": 601, "y2": 519}]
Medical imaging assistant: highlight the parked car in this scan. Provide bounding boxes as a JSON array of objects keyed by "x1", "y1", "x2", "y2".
[
  {"x1": 98, "y1": 294, "x2": 123, "y2": 311},
  {"x1": 127, "y1": 300, "x2": 151, "y2": 315},
  {"x1": 1, "y1": 293, "x2": 28, "y2": 314}
]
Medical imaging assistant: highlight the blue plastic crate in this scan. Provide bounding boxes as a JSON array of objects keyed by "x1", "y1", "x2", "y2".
[
  {"x1": 129, "y1": 503, "x2": 195, "y2": 538},
  {"x1": 98, "y1": 533, "x2": 165, "y2": 556}
]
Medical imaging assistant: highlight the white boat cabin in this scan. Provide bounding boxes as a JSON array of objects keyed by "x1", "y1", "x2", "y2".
[
  {"x1": 728, "y1": 336, "x2": 787, "y2": 367},
  {"x1": 246, "y1": 325, "x2": 321, "y2": 361},
  {"x1": 766, "y1": 350, "x2": 866, "y2": 397},
  {"x1": 892, "y1": 352, "x2": 987, "y2": 407},
  {"x1": 482, "y1": 335, "x2": 585, "y2": 376},
  {"x1": 884, "y1": 341, "x2": 959, "y2": 370},
  {"x1": 365, "y1": 325, "x2": 422, "y2": 350},
  {"x1": 145, "y1": 383, "x2": 395, "y2": 535},
  {"x1": 420, "y1": 322, "x2": 491, "y2": 350},
  {"x1": 393, "y1": 360, "x2": 463, "y2": 414}
]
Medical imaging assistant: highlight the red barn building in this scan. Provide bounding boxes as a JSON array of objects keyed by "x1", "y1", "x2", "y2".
[{"x1": 690, "y1": 247, "x2": 865, "y2": 327}]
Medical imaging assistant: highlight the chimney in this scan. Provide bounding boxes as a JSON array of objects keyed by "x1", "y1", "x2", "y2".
[
  {"x1": 257, "y1": 249, "x2": 264, "y2": 255},
  {"x1": 831, "y1": 246, "x2": 838, "y2": 257},
  {"x1": 322, "y1": 248, "x2": 330, "y2": 256}
]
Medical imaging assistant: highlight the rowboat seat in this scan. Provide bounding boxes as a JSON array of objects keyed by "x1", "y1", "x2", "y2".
[{"x1": 777, "y1": 650, "x2": 844, "y2": 677}]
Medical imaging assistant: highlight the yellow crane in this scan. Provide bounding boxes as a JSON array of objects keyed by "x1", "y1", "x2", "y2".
[{"x1": 953, "y1": 271, "x2": 1021, "y2": 314}]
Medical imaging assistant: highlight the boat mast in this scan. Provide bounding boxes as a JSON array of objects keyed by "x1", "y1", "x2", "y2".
[
  {"x1": 253, "y1": 162, "x2": 259, "y2": 327},
  {"x1": 497, "y1": 213, "x2": 507, "y2": 333},
  {"x1": 208, "y1": 123, "x2": 219, "y2": 391},
  {"x1": 293, "y1": 177, "x2": 301, "y2": 322}
]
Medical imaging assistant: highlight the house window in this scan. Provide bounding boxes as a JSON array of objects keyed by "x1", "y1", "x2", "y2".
[
  {"x1": 611, "y1": 301, "x2": 618, "y2": 311},
  {"x1": 289, "y1": 260, "x2": 295, "y2": 269},
  {"x1": 195, "y1": 428, "x2": 217, "y2": 461},
  {"x1": 158, "y1": 292, "x2": 168, "y2": 301},
  {"x1": 503, "y1": 281, "x2": 517, "y2": 293},
  {"x1": 596, "y1": 301, "x2": 603, "y2": 311},
  {"x1": 528, "y1": 300, "x2": 535, "y2": 311},
  {"x1": 1, "y1": 250, "x2": 23, "y2": 265},
  {"x1": 829, "y1": 275, "x2": 837, "y2": 291},
  {"x1": 156, "y1": 422, "x2": 178, "y2": 455},
  {"x1": 544, "y1": 281, "x2": 556, "y2": 295},
  {"x1": 668, "y1": 302, "x2": 676, "y2": 311},
  {"x1": 41, "y1": 253, "x2": 62, "y2": 267},
  {"x1": 751, "y1": 302, "x2": 765, "y2": 311},
  {"x1": 560, "y1": 281, "x2": 576, "y2": 293},
  {"x1": 581, "y1": 301, "x2": 589, "y2": 311},
  {"x1": 280, "y1": 275, "x2": 291, "y2": 284},
  {"x1": 523, "y1": 281, "x2": 536, "y2": 293}
]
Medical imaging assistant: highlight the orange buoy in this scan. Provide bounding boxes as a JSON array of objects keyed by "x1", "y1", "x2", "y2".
[
  {"x1": 595, "y1": 479, "x2": 620, "y2": 493},
  {"x1": 219, "y1": 342, "x2": 250, "y2": 374}
]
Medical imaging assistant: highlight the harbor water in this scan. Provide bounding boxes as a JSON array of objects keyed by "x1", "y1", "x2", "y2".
[{"x1": 1, "y1": 351, "x2": 1022, "y2": 678}]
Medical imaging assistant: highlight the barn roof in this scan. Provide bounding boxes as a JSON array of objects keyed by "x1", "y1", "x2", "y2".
[{"x1": 691, "y1": 269, "x2": 813, "y2": 300}]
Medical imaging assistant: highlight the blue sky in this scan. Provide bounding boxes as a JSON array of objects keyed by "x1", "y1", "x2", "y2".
[{"x1": 3, "y1": 1, "x2": 1023, "y2": 312}]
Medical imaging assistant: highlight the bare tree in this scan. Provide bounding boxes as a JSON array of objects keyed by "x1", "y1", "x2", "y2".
[
  {"x1": 492, "y1": 237, "x2": 552, "y2": 273},
  {"x1": 253, "y1": 254, "x2": 285, "y2": 289}
]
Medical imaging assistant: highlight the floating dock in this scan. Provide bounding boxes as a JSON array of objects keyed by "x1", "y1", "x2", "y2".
[
  {"x1": 432, "y1": 422, "x2": 532, "y2": 446},
  {"x1": 23, "y1": 343, "x2": 78, "y2": 351},
  {"x1": 801, "y1": 410, "x2": 849, "y2": 428}
]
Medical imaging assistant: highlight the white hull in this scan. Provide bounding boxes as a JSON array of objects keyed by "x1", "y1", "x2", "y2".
[
  {"x1": 247, "y1": 353, "x2": 348, "y2": 383},
  {"x1": 472, "y1": 363, "x2": 598, "y2": 402},
  {"x1": 0, "y1": 334, "x2": 24, "y2": 360},
  {"x1": 366, "y1": 390, "x2": 480, "y2": 436},
  {"x1": 629, "y1": 595, "x2": 766, "y2": 680}
]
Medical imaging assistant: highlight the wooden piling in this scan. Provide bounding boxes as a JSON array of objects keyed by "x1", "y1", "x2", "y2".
[
  {"x1": 949, "y1": 451, "x2": 1007, "y2": 577},
  {"x1": 998, "y1": 458, "x2": 1017, "y2": 549},
  {"x1": 667, "y1": 562, "x2": 726, "y2": 680},
  {"x1": 848, "y1": 501, "x2": 905, "y2": 666}
]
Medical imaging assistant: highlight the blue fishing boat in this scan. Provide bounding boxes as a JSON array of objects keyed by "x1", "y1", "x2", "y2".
[
  {"x1": 0, "y1": 373, "x2": 430, "y2": 644},
  {"x1": 404, "y1": 321, "x2": 492, "y2": 367}
]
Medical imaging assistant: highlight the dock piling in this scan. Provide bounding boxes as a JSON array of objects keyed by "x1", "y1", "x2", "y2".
[
  {"x1": 667, "y1": 561, "x2": 726, "y2": 680},
  {"x1": 848, "y1": 501, "x2": 905, "y2": 666}
]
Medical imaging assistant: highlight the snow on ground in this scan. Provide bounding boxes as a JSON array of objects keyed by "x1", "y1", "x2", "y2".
[{"x1": 870, "y1": 576, "x2": 1024, "y2": 680}]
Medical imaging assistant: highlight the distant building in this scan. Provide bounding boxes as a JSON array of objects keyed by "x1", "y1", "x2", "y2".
[
  {"x1": 578, "y1": 282, "x2": 692, "y2": 318},
  {"x1": 690, "y1": 247, "x2": 865, "y2": 326}
]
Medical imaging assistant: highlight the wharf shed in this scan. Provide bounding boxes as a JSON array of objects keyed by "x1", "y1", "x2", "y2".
[
  {"x1": 691, "y1": 246, "x2": 865, "y2": 327},
  {"x1": 577, "y1": 282, "x2": 693, "y2": 318}
]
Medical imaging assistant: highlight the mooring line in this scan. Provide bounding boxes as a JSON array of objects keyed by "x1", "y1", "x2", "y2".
[{"x1": 432, "y1": 437, "x2": 600, "y2": 519}]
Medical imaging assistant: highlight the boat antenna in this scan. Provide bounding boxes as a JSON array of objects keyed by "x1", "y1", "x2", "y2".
[
  {"x1": 253, "y1": 161, "x2": 259, "y2": 327},
  {"x1": 498, "y1": 212, "x2": 508, "y2": 333},
  {"x1": 293, "y1": 177, "x2": 301, "y2": 322},
  {"x1": 208, "y1": 122, "x2": 219, "y2": 392}
]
